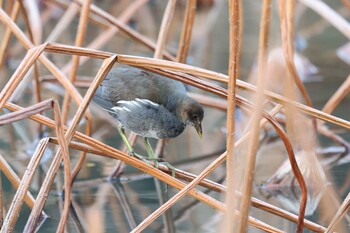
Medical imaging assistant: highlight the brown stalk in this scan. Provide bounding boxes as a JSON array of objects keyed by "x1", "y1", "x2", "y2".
[
  {"x1": 65, "y1": 0, "x2": 148, "y2": 180},
  {"x1": 299, "y1": 0, "x2": 350, "y2": 39},
  {"x1": 4, "y1": 101, "x2": 328, "y2": 232},
  {"x1": 0, "y1": 9, "x2": 88, "y2": 113},
  {"x1": 73, "y1": 0, "x2": 176, "y2": 61},
  {"x1": 36, "y1": 42, "x2": 349, "y2": 127},
  {"x1": 44, "y1": 0, "x2": 109, "y2": 28},
  {"x1": 130, "y1": 107, "x2": 285, "y2": 233},
  {"x1": 0, "y1": 154, "x2": 37, "y2": 210},
  {"x1": 237, "y1": 80, "x2": 350, "y2": 130},
  {"x1": 325, "y1": 191, "x2": 350, "y2": 232},
  {"x1": 61, "y1": 0, "x2": 91, "y2": 123},
  {"x1": 0, "y1": 99, "x2": 54, "y2": 125},
  {"x1": 225, "y1": 0, "x2": 241, "y2": 231},
  {"x1": 42, "y1": 41, "x2": 347, "y2": 129},
  {"x1": 238, "y1": 0, "x2": 271, "y2": 231},
  {"x1": 5, "y1": 102, "x2": 225, "y2": 217},
  {"x1": 60, "y1": 0, "x2": 148, "y2": 72},
  {"x1": 20, "y1": 0, "x2": 42, "y2": 44},
  {"x1": 59, "y1": 0, "x2": 92, "y2": 186},
  {"x1": 24, "y1": 55, "x2": 117, "y2": 231},
  {"x1": 145, "y1": 68, "x2": 309, "y2": 231},
  {"x1": 0, "y1": 1, "x2": 19, "y2": 69},
  {"x1": 342, "y1": 0, "x2": 350, "y2": 12},
  {"x1": 44, "y1": 2, "x2": 79, "y2": 42},
  {"x1": 176, "y1": 0, "x2": 196, "y2": 63},
  {"x1": 154, "y1": 0, "x2": 177, "y2": 59},
  {"x1": 0, "y1": 44, "x2": 46, "y2": 112},
  {"x1": 131, "y1": 182, "x2": 284, "y2": 233},
  {"x1": 1, "y1": 138, "x2": 49, "y2": 232},
  {"x1": 0, "y1": 99, "x2": 69, "y2": 231},
  {"x1": 139, "y1": 1, "x2": 177, "y2": 230},
  {"x1": 322, "y1": 74, "x2": 350, "y2": 115},
  {"x1": 70, "y1": 120, "x2": 91, "y2": 181},
  {"x1": 281, "y1": 3, "x2": 311, "y2": 231},
  {"x1": 279, "y1": 1, "x2": 314, "y2": 114},
  {"x1": 188, "y1": 93, "x2": 227, "y2": 111},
  {"x1": 52, "y1": 101, "x2": 72, "y2": 233}
]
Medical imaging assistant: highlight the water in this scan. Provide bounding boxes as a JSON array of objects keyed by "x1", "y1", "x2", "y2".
[{"x1": 0, "y1": 0, "x2": 349, "y2": 232}]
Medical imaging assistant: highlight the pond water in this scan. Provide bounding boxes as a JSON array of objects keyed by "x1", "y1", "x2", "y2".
[{"x1": 0, "y1": 1, "x2": 349, "y2": 232}]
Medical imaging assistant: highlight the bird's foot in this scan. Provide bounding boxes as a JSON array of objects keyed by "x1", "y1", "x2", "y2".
[
  {"x1": 128, "y1": 151, "x2": 152, "y2": 165},
  {"x1": 128, "y1": 151, "x2": 176, "y2": 177},
  {"x1": 158, "y1": 161, "x2": 176, "y2": 177}
]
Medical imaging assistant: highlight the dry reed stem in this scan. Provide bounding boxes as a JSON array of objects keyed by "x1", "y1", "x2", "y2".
[
  {"x1": 322, "y1": 74, "x2": 350, "y2": 115},
  {"x1": 61, "y1": 0, "x2": 148, "y2": 179},
  {"x1": 44, "y1": 2, "x2": 79, "y2": 42},
  {"x1": 0, "y1": 154, "x2": 37, "y2": 210},
  {"x1": 280, "y1": 3, "x2": 309, "y2": 231},
  {"x1": 154, "y1": 0, "x2": 176, "y2": 59},
  {"x1": 22, "y1": 0, "x2": 42, "y2": 44},
  {"x1": 60, "y1": 0, "x2": 148, "y2": 72},
  {"x1": 17, "y1": 2, "x2": 34, "y2": 43},
  {"x1": 4, "y1": 101, "x2": 328, "y2": 232},
  {"x1": 131, "y1": 159, "x2": 284, "y2": 233},
  {"x1": 176, "y1": 0, "x2": 196, "y2": 63},
  {"x1": 0, "y1": 99, "x2": 54, "y2": 125},
  {"x1": 130, "y1": 104, "x2": 284, "y2": 232},
  {"x1": 238, "y1": 81, "x2": 350, "y2": 129},
  {"x1": 73, "y1": 0, "x2": 176, "y2": 61},
  {"x1": 0, "y1": 99, "x2": 68, "y2": 231},
  {"x1": 238, "y1": 0, "x2": 271, "y2": 231},
  {"x1": 142, "y1": 1, "x2": 178, "y2": 188},
  {"x1": 299, "y1": 0, "x2": 350, "y2": 39},
  {"x1": 1, "y1": 12, "x2": 94, "y2": 154},
  {"x1": 188, "y1": 93, "x2": 228, "y2": 111},
  {"x1": 0, "y1": 44, "x2": 45, "y2": 111},
  {"x1": 5, "y1": 101, "x2": 225, "y2": 215},
  {"x1": 70, "y1": 122, "x2": 91, "y2": 182},
  {"x1": 41, "y1": 42, "x2": 350, "y2": 130},
  {"x1": 0, "y1": 9, "x2": 88, "y2": 115},
  {"x1": 53, "y1": 101, "x2": 72, "y2": 233},
  {"x1": 343, "y1": 0, "x2": 350, "y2": 12},
  {"x1": 279, "y1": 1, "x2": 313, "y2": 114},
  {"x1": 17, "y1": 0, "x2": 49, "y2": 128},
  {"x1": 45, "y1": 0, "x2": 109, "y2": 28},
  {"x1": 225, "y1": 0, "x2": 241, "y2": 231},
  {"x1": 0, "y1": 138, "x2": 49, "y2": 233},
  {"x1": 325, "y1": 191, "x2": 350, "y2": 232},
  {"x1": 0, "y1": 1, "x2": 19, "y2": 69},
  {"x1": 61, "y1": 0, "x2": 91, "y2": 123},
  {"x1": 24, "y1": 55, "x2": 117, "y2": 231},
  {"x1": 40, "y1": 43, "x2": 350, "y2": 128},
  {"x1": 59, "y1": 0, "x2": 92, "y2": 185},
  {"x1": 142, "y1": 65, "x2": 305, "y2": 200}
]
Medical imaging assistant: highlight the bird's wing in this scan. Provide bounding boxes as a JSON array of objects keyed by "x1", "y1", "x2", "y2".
[{"x1": 111, "y1": 99, "x2": 184, "y2": 138}]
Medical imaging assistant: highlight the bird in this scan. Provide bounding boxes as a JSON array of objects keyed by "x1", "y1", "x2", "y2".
[{"x1": 92, "y1": 64, "x2": 204, "y2": 168}]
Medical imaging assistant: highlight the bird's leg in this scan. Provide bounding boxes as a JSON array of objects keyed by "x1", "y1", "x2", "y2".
[
  {"x1": 143, "y1": 138, "x2": 162, "y2": 162},
  {"x1": 143, "y1": 138, "x2": 176, "y2": 177},
  {"x1": 117, "y1": 124, "x2": 145, "y2": 161},
  {"x1": 117, "y1": 124, "x2": 134, "y2": 153}
]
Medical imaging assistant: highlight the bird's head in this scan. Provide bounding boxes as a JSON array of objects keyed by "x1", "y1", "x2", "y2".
[{"x1": 180, "y1": 97, "x2": 204, "y2": 138}]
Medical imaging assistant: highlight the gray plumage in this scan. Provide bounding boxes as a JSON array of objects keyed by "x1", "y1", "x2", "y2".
[{"x1": 93, "y1": 65, "x2": 204, "y2": 139}]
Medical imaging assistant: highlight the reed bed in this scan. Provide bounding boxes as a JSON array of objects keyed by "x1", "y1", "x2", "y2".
[{"x1": 0, "y1": 0, "x2": 349, "y2": 232}]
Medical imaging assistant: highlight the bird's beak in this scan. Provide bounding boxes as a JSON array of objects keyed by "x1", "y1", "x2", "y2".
[{"x1": 195, "y1": 124, "x2": 203, "y2": 139}]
